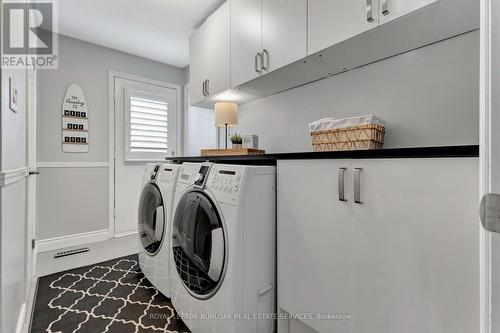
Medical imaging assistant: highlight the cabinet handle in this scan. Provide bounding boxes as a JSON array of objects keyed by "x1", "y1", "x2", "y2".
[
  {"x1": 255, "y1": 52, "x2": 262, "y2": 73},
  {"x1": 206, "y1": 79, "x2": 210, "y2": 96},
  {"x1": 366, "y1": 0, "x2": 374, "y2": 22},
  {"x1": 338, "y1": 167, "x2": 347, "y2": 202},
  {"x1": 202, "y1": 80, "x2": 207, "y2": 96},
  {"x1": 354, "y1": 168, "x2": 363, "y2": 204},
  {"x1": 382, "y1": 0, "x2": 389, "y2": 15},
  {"x1": 262, "y1": 49, "x2": 269, "y2": 71}
]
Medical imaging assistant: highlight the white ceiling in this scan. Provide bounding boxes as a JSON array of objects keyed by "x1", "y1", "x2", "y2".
[{"x1": 52, "y1": 0, "x2": 225, "y2": 68}]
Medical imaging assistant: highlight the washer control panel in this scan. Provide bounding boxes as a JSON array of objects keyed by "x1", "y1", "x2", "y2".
[{"x1": 207, "y1": 167, "x2": 244, "y2": 204}]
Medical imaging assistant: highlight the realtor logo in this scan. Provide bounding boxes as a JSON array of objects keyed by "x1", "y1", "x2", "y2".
[{"x1": 2, "y1": 1, "x2": 58, "y2": 69}]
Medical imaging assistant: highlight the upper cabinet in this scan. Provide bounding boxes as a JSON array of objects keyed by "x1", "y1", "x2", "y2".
[
  {"x1": 189, "y1": 22, "x2": 207, "y2": 105},
  {"x1": 231, "y1": 0, "x2": 307, "y2": 88},
  {"x1": 308, "y1": 0, "x2": 379, "y2": 55},
  {"x1": 189, "y1": 0, "x2": 478, "y2": 106},
  {"x1": 262, "y1": 0, "x2": 307, "y2": 74},
  {"x1": 230, "y1": 0, "x2": 262, "y2": 88},
  {"x1": 189, "y1": 1, "x2": 230, "y2": 105},
  {"x1": 379, "y1": 0, "x2": 437, "y2": 24}
]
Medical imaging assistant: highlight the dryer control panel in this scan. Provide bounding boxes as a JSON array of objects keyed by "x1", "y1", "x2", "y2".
[
  {"x1": 209, "y1": 169, "x2": 242, "y2": 194},
  {"x1": 206, "y1": 166, "x2": 245, "y2": 205},
  {"x1": 150, "y1": 164, "x2": 160, "y2": 180}
]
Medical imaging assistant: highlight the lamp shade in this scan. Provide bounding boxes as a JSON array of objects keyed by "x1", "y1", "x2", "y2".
[{"x1": 215, "y1": 102, "x2": 238, "y2": 127}]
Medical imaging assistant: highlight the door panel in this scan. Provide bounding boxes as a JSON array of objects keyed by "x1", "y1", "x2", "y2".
[
  {"x1": 231, "y1": 0, "x2": 262, "y2": 88},
  {"x1": 379, "y1": 0, "x2": 437, "y2": 24},
  {"x1": 277, "y1": 160, "x2": 354, "y2": 332},
  {"x1": 114, "y1": 77, "x2": 178, "y2": 235},
  {"x1": 189, "y1": 24, "x2": 207, "y2": 105},
  {"x1": 262, "y1": 0, "x2": 307, "y2": 73},
  {"x1": 308, "y1": 0, "x2": 379, "y2": 55},
  {"x1": 351, "y1": 158, "x2": 479, "y2": 333},
  {"x1": 205, "y1": 1, "x2": 230, "y2": 97}
]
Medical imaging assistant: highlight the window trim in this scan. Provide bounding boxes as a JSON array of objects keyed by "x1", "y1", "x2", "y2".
[{"x1": 125, "y1": 88, "x2": 171, "y2": 162}]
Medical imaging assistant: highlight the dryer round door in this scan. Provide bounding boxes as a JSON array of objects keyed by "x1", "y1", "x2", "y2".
[
  {"x1": 172, "y1": 190, "x2": 226, "y2": 299},
  {"x1": 138, "y1": 183, "x2": 165, "y2": 256}
]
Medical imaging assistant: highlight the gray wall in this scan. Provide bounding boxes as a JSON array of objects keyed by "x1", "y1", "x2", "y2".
[
  {"x1": 236, "y1": 31, "x2": 479, "y2": 153},
  {"x1": 36, "y1": 34, "x2": 185, "y2": 241}
]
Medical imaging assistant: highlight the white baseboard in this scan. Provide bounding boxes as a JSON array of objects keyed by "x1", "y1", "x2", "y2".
[
  {"x1": 15, "y1": 302, "x2": 26, "y2": 333},
  {"x1": 22, "y1": 276, "x2": 38, "y2": 333},
  {"x1": 36, "y1": 233, "x2": 138, "y2": 277},
  {"x1": 37, "y1": 229, "x2": 109, "y2": 253}
]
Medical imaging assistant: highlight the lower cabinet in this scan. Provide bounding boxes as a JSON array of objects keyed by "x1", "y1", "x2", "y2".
[{"x1": 277, "y1": 158, "x2": 479, "y2": 333}]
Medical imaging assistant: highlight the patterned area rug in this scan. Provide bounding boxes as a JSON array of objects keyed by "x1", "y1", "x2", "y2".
[{"x1": 30, "y1": 254, "x2": 190, "y2": 333}]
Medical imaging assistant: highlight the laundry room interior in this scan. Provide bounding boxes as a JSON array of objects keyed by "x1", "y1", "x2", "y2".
[{"x1": 1, "y1": 0, "x2": 499, "y2": 332}]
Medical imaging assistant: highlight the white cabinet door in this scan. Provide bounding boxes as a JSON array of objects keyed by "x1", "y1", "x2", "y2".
[
  {"x1": 379, "y1": 0, "x2": 438, "y2": 24},
  {"x1": 308, "y1": 0, "x2": 379, "y2": 55},
  {"x1": 350, "y1": 158, "x2": 479, "y2": 333},
  {"x1": 205, "y1": 1, "x2": 230, "y2": 97},
  {"x1": 230, "y1": 0, "x2": 262, "y2": 88},
  {"x1": 262, "y1": 0, "x2": 307, "y2": 74},
  {"x1": 277, "y1": 160, "x2": 354, "y2": 333},
  {"x1": 189, "y1": 23, "x2": 207, "y2": 105}
]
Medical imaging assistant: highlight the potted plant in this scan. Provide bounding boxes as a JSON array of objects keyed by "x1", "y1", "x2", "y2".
[{"x1": 230, "y1": 133, "x2": 243, "y2": 149}]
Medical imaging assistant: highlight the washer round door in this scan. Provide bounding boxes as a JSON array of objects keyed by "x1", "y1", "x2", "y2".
[
  {"x1": 138, "y1": 183, "x2": 165, "y2": 256},
  {"x1": 172, "y1": 190, "x2": 226, "y2": 299}
]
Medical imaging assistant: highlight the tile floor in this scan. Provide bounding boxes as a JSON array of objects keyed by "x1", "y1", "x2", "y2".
[{"x1": 30, "y1": 254, "x2": 190, "y2": 333}]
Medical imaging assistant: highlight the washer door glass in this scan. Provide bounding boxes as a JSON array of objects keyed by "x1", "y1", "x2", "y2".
[
  {"x1": 172, "y1": 191, "x2": 225, "y2": 298},
  {"x1": 138, "y1": 183, "x2": 165, "y2": 255}
]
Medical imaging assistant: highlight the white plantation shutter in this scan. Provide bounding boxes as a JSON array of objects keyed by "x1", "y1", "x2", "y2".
[{"x1": 126, "y1": 90, "x2": 170, "y2": 160}]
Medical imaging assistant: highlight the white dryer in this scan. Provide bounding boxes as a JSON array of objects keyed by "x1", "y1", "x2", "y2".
[
  {"x1": 138, "y1": 163, "x2": 180, "y2": 298},
  {"x1": 170, "y1": 162, "x2": 276, "y2": 333}
]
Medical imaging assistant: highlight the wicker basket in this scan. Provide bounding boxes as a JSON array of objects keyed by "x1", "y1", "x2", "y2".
[{"x1": 311, "y1": 124, "x2": 385, "y2": 152}]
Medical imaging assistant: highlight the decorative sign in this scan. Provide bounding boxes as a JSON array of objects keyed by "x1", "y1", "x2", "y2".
[{"x1": 62, "y1": 84, "x2": 88, "y2": 153}]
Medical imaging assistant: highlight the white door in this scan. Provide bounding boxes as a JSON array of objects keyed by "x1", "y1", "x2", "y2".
[
  {"x1": 230, "y1": 0, "x2": 262, "y2": 87},
  {"x1": 308, "y1": 0, "x2": 379, "y2": 55},
  {"x1": 277, "y1": 159, "x2": 354, "y2": 333},
  {"x1": 379, "y1": 0, "x2": 437, "y2": 24},
  {"x1": 262, "y1": 0, "x2": 307, "y2": 74},
  {"x1": 351, "y1": 158, "x2": 479, "y2": 333},
  {"x1": 113, "y1": 75, "x2": 179, "y2": 236},
  {"x1": 205, "y1": 1, "x2": 230, "y2": 97}
]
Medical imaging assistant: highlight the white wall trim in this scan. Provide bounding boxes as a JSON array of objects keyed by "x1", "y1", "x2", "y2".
[
  {"x1": 36, "y1": 234, "x2": 138, "y2": 277},
  {"x1": 21, "y1": 276, "x2": 38, "y2": 333},
  {"x1": 15, "y1": 303, "x2": 26, "y2": 333},
  {"x1": 0, "y1": 167, "x2": 28, "y2": 187},
  {"x1": 114, "y1": 230, "x2": 138, "y2": 238},
  {"x1": 480, "y1": 0, "x2": 492, "y2": 332},
  {"x1": 37, "y1": 162, "x2": 109, "y2": 168},
  {"x1": 37, "y1": 229, "x2": 109, "y2": 253}
]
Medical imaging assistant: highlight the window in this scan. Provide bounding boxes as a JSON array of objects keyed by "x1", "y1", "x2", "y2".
[{"x1": 125, "y1": 90, "x2": 170, "y2": 161}]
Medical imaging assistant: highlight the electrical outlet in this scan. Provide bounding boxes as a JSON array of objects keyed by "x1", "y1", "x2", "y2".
[{"x1": 9, "y1": 77, "x2": 19, "y2": 113}]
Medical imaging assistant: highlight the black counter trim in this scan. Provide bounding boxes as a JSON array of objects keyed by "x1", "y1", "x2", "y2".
[{"x1": 168, "y1": 145, "x2": 479, "y2": 166}]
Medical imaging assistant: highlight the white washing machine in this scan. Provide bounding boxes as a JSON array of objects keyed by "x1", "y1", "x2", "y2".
[
  {"x1": 138, "y1": 163, "x2": 181, "y2": 298},
  {"x1": 170, "y1": 162, "x2": 276, "y2": 333}
]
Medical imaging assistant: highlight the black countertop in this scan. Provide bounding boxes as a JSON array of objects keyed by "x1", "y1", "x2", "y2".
[{"x1": 166, "y1": 145, "x2": 479, "y2": 166}]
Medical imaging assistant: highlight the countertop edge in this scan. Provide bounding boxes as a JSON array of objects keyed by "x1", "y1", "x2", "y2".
[{"x1": 167, "y1": 145, "x2": 479, "y2": 165}]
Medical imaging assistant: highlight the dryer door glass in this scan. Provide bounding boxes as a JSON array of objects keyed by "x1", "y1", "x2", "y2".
[
  {"x1": 172, "y1": 191, "x2": 226, "y2": 299},
  {"x1": 138, "y1": 183, "x2": 165, "y2": 255}
]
